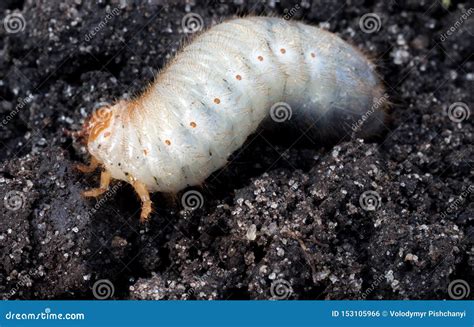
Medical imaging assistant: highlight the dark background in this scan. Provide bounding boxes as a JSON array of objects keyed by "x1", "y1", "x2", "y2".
[{"x1": 0, "y1": 0, "x2": 472, "y2": 299}]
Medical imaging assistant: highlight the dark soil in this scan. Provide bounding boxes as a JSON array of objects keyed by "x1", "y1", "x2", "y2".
[{"x1": 0, "y1": 0, "x2": 472, "y2": 300}]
